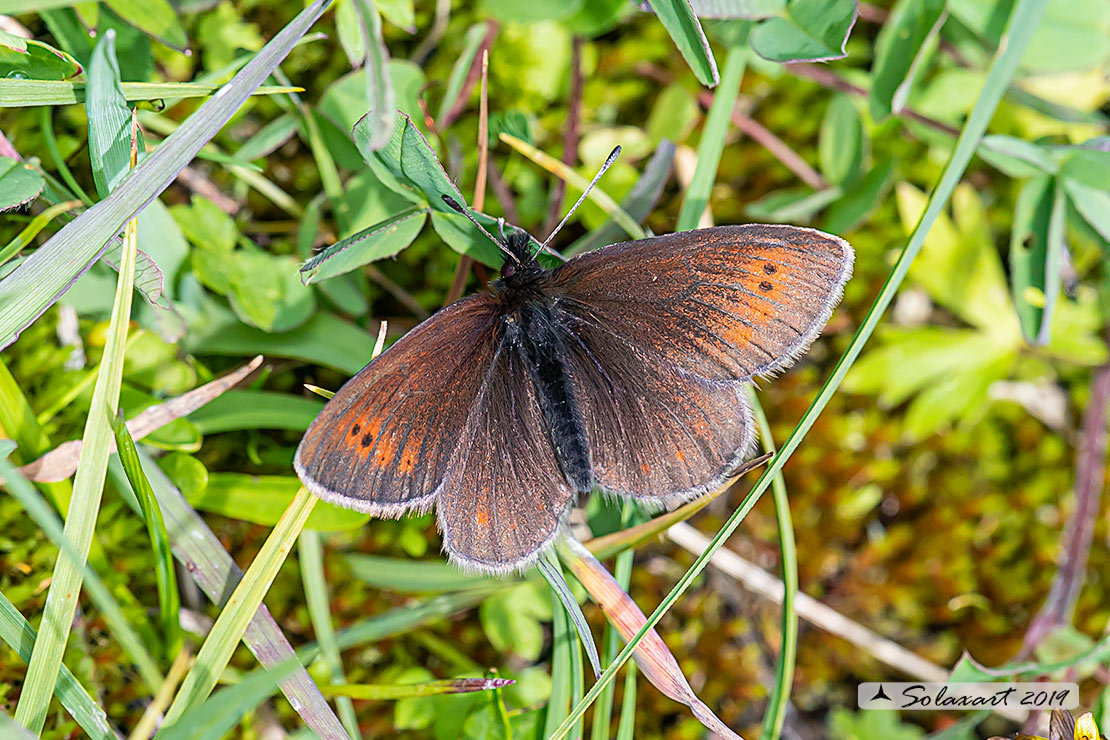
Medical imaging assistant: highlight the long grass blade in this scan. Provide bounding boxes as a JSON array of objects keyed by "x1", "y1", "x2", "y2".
[
  {"x1": 111, "y1": 412, "x2": 183, "y2": 660},
  {"x1": 589, "y1": 505, "x2": 637, "y2": 740},
  {"x1": 0, "y1": 80, "x2": 299, "y2": 107},
  {"x1": 540, "y1": 551, "x2": 601, "y2": 677},
  {"x1": 300, "y1": 531, "x2": 362, "y2": 740},
  {"x1": 0, "y1": 0, "x2": 332, "y2": 351},
  {"x1": 547, "y1": 0, "x2": 1050, "y2": 735},
  {"x1": 162, "y1": 487, "x2": 316, "y2": 723},
  {"x1": 542, "y1": 589, "x2": 574, "y2": 738},
  {"x1": 751, "y1": 391, "x2": 798, "y2": 740},
  {"x1": 0, "y1": 583, "x2": 116, "y2": 740},
  {"x1": 675, "y1": 37, "x2": 746, "y2": 231},
  {"x1": 13, "y1": 140, "x2": 140, "y2": 733}
]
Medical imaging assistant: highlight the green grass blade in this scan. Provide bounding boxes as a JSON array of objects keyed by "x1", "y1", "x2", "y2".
[
  {"x1": 0, "y1": 198, "x2": 82, "y2": 267},
  {"x1": 434, "y1": 22, "x2": 487, "y2": 125},
  {"x1": 548, "y1": 0, "x2": 1050, "y2": 735},
  {"x1": 153, "y1": 661, "x2": 299, "y2": 740},
  {"x1": 542, "y1": 590, "x2": 574, "y2": 738},
  {"x1": 0, "y1": 456, "x2": 163, "y2": 694},
  {"x1": 650, "y1": 0, "x2": 720, "y2": 87},
  {"x1": 675, "y1": 39, "x2": 747, "y2": 231},
  {"x1": 0, "y1": 585, "x2": 116, "y2": 740},
  {"x1": 351, "y1": 0, "x2": 395, "y2": 151},
  {"x1": 322, "y1": 678, "x2": 514, "y2": 700},
  {"x1": 111, "y1": 413, "x2": 182, "y2": 659},
  {"x1": 39, "y1": 106, "x2": 91, "y2": 205},
  {"x1": 0, "y1": 0, "x2": 332, "y2": 351},
  {"x1": 0, "y1": 80, "x2": 300, "y2": 107},
  {"x1": 751, "y1": 391, "x2": 798, "y2": 740},
  {"x1": 162, "y1": 487, "x2": 317, "y2": 725},
  {"x1": 13, "y1": 168, "x2": 139, "y2": 735},
  {"x1": 540, "y1": 551, "x2": 601, "y2": 678},
  {"x1": 124, "y1": 454, "x2": 352, "y2": 740},
  {"x1": 187, "y1": 390, "x2": 323, "y2": 434},
  {"x1": 300, "y1": 531, "x2": 362, "y2": 740},
  {"x1": 589, "y1": 507, "x2": 636, "y2": 740},
  {"x1": 613, "y1": 531, "x2": 638, "y2": 740},
  {"x1": 325, "y1": 588, "x2": 500, "y2": 653},
  {"x1": 614, "y1": 662, "x2": 638, "y2": 740},
  {"x1": 86, "y1": 29, "x2": 132, "y2": 199}
]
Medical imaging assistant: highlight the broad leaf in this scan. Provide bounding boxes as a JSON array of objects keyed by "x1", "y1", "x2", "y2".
[{"x1": 751, "y1": 0, "x2": 857, "y2": 63}]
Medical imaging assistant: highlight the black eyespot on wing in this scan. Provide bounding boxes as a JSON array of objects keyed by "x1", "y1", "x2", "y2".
[
  {"x1": 759, "y1": 280, "x2": 773, "y2": 292},
  {"x1": 351, "y1": 423, "x2": 360, "y2": 436},
  {"x1": 763, "y1": 263, "x2": 777, "y2": 274}
]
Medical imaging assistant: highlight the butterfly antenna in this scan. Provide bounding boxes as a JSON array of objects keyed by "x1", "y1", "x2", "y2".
[
  {"x1": 537, "y1": 145, "x2": 621, "y2": 254},
  {"x1": 442, "y1": 195, "x2": 522, "y2": 265}
]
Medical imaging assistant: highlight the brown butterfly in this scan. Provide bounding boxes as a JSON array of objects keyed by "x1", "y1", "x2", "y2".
[{"x1": 295, "y1": 150, "x2": 853, "y2": 575}]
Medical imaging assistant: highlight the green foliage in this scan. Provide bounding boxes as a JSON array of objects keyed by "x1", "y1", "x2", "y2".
[{"x1": 2, "y1": 0, "x2": 1110, "y2": 737}]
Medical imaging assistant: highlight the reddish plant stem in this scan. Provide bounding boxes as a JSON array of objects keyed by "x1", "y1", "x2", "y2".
[
  {"x1": 695, "y1": 91, "x2": 828, "y2": 190},
  {"x1": 787, "y1": 63, "x2": 961, "y2": 137},
  {"x1": 1020, "y1": 327, "x2": 1110, "y2": 657},
  {"x1": 541, "y1": 35, "x2": 584, "y2": 239}
]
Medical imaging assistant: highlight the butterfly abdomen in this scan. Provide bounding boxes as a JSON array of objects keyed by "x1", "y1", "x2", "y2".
[{"x1": 516, "y1": 304, "x2": 593, "y2": 493}]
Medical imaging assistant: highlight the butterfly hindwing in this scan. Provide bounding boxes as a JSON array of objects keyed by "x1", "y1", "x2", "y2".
[
  {"x1": 437, "y1": 331, "x2": 577, "y2": 573},
  {"x1": 294, "y1": 293, "x2": 502, "y2": 516},
  {"x1": 555, "y1": 307, "x2": 755, "y2": 501}
]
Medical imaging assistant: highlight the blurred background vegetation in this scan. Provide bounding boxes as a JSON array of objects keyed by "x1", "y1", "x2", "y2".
[{"x1": 1, "y1": 0, "x2": 1109, "y2": 738}]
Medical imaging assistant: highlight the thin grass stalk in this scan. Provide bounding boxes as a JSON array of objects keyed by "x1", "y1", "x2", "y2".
[
  {"x1": 0, "y1": 199, "x2": 84, "y2": 267},
  {"x1": 128, "y1": 649, "x2": 193, "y2": 740},
  {"x1": 300, "y1": 531, "x2": 362, "y2": 740},
  {"x1": 590, "y1": 504, "x2": 636, "y2": 740},
  {"x1": 111, "y1": 414, "x2": 183, "y2": 660},
  {"x1": 162, "y1": 487, "x2": 317, "y2": 724},
  {"x1": 548, "y1": 1, "x2": 1050, "y2": 735},
  {"x1": 13, "y1": 127, "x2": 141, "y2": 734},
  {"x1": 750, "y1": 391, "x2": 798, "y2": 740},
  {"x1": 675, "y1": 38, "x2": 747, "y2": 232}
]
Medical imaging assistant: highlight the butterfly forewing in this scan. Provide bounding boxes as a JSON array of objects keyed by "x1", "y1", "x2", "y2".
[
  {"x1": 550, "y1": 224, "x2": 853, "y2": 383},
  {"x1": 294, "y1": 293, "x2": 502, "y2": 515}
]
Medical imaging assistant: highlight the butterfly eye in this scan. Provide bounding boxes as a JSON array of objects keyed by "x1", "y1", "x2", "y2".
[{"x1": 501, "y1": 261, "x2": 517, "y2": 279}]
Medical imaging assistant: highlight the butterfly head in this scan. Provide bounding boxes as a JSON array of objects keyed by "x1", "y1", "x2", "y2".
[{"x1": 499, "y1": 229, "x2": 541, "y2": 281}]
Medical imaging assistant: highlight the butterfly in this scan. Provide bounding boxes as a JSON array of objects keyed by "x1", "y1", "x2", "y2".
[{"x1": 295, "y1": 148, "x2": 853, "y2": 575}]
